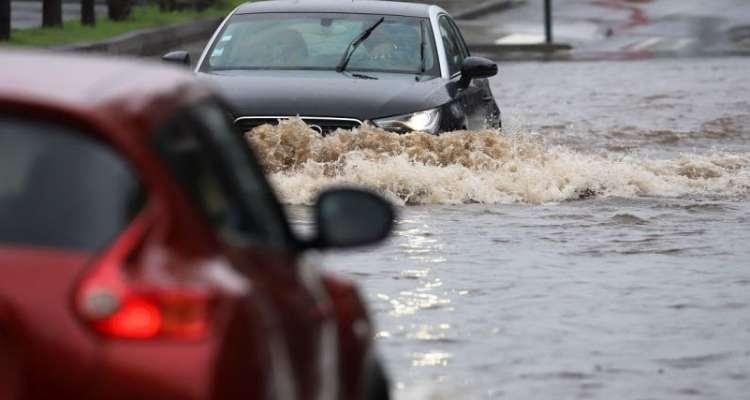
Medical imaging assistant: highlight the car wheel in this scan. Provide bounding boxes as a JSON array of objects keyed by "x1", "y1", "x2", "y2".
[
  {"x1": 366, "y1": 357, "x2": 391, "y2": 400},
  {"x1": 490, "y1": 104, "x2": 502, "y2": 130}
]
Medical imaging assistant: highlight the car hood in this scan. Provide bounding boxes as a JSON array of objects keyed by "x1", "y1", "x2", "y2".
[{"x1": 198, "y1": 70, "x2": 450, "y2": 120}]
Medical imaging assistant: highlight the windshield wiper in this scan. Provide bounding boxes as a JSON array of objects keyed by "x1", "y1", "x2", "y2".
[
  {"x1": 419, "y1": 21, "x2": 427, "y2": 75},
  {"x1": 336, "y1": 17, "x2": 385, "y2": 73}
]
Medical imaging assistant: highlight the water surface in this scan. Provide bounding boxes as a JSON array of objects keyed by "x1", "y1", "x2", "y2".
[{"x1": 257, "y1": 57, "x2": 750, "y2": 399}]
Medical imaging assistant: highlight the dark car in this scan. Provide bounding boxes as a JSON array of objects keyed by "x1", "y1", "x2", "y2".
[
  {"x1": 164, "y1": 0, "x2": 501, "y2": 134},
  {"x1": 0, "y1": 50, "x2": 393, "y2": 400}
]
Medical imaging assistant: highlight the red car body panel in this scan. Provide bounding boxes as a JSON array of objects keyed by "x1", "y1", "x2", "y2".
[
  {"x1": 0, "y1": 247, "x2": 100, "y2": 399},
  {"x1": 0, "y1": 50, "x2": 375, "y2": 400}
]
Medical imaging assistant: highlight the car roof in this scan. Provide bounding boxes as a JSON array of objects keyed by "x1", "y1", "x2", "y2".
[
  {"x1": 0, "y1": 50, "x2": 211, "y2": 136},
  {"x1": 235, "y1": 0, "x2": 438, "y2": 18}
]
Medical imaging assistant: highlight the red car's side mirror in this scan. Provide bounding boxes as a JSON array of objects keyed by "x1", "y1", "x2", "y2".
[{"x1": 309, "y1": 188, "x2": 395, "y2": 250}]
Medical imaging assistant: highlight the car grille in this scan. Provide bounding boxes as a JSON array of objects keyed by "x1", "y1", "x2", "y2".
[{"x1": 235, "y1": 116, "x2": 362, "y2": 135}]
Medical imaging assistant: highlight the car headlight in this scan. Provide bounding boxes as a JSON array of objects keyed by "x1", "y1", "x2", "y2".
[{"x1": 373, "y1": 108, "x2": 441, "y2": 134}]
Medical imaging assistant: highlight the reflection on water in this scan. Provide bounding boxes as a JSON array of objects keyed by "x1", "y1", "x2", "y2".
[
  {"x1": 405, "y1": 323, "x2": 453, "y2": 342},
  {"x1": 318, "y1": 199, "x2": 750, "y2": 399},
  {"x1": 412, "y1": 351, "x2": 453, "y2": 367},
  {"x1": 389, "y1": 291, "x2": 450, "y2": 316}
]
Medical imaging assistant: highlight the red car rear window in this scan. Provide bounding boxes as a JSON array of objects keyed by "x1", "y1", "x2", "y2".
[{"x1": 0, "y1": 116, "x2": 144, "y2": 251}]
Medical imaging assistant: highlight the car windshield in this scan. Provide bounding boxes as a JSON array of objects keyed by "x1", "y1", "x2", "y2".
[{"x1": 202, "y1": 12, "x2": 440, "y2": 76}]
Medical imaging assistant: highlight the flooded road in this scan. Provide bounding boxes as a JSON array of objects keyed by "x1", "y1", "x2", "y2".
[{"x1": 250, "y1": 57, "x2": 750, "y2": 399}]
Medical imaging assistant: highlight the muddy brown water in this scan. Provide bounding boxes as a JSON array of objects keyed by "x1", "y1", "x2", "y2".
[{"x1": 246, "y1": 58, "x2": 750, "y2": 399}]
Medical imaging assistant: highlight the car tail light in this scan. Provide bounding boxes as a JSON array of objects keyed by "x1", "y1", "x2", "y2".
[
  {"x1": 93, "y1": 296, "x2": 161, "y2": 339},
  {"x1": 76, "y1": 206, "x2": 216, "y2": 341},
  {"x1": 78, "y1": 285, "x2": 215, "y2": 340},
  {"x1": 79, "y1": 287, "x2": 214, "y2": 340}
]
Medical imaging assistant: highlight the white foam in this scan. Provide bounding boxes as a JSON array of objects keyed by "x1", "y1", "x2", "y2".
[{"x1": 246, "y1": 119, "x2": 750, "y2": 205}]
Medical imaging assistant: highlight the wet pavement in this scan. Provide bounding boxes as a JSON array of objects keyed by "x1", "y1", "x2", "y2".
[{"x1": 459, "y1": 0, "x2": 750, "y2": 60}]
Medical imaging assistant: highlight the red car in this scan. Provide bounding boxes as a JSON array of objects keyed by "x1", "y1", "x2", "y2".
[{"x1": 0, "y1": 50, "x2": 393, "y2": 400}]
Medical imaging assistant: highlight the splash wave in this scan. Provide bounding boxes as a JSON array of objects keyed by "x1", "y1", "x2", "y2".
[{"x1": 246, "y1": 119, "x2": 750, "y2": 205}]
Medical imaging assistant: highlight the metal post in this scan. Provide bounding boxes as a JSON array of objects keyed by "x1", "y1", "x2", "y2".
[
  {"x1": 544, "y1": 0, "x2": 552, "y2": 44},
  {"x1": 0, "y1": 0, "x2": 10, "y2": 40}
]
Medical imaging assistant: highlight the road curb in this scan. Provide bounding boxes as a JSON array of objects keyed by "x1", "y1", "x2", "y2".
[
  {"x1": 453, "y1": 0, "x2": 526, "y2": 20},
  {"x1": 54, "y1": 16, "x2": 222, "y2": 56}
]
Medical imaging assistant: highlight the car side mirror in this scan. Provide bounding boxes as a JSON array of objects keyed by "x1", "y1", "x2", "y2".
[
  {"x1": 459, "y1": 56, "x2": 498, "y2": 87},
  {"x1": 162, "y1": 50, "x2": 191, "y2": 67},
  {"x1": 310, "y1": 188, "x2": 395, "y2": 249}
]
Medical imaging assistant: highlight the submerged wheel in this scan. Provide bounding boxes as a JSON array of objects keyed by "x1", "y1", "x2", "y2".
[{"x1": 492, "y1": 105, "x2": 502, "y2": 130}]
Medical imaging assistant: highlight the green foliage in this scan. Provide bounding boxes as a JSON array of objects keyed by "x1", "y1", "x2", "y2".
[{"x1": 4, "y1": 0, "x2": 245, "y2": 47}]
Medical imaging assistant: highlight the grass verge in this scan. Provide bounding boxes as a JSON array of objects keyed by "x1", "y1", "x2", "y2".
[{"x1": 5, "y1": 0, "x2": 244, "y2": 47}]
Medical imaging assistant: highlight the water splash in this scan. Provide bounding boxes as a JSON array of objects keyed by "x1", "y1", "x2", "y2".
[{"x1": 246, "y1": 118, "x2": 750, "y2": 205}]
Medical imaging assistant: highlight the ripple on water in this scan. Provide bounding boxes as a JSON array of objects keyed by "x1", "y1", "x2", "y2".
[
  {"x1": 654, "y1": 352, "x2": 734, "y2": 370},
  {"x1": 609, "y1": 213, "x2": 651, "y2": 225},
  {"x1": 727, "y1": 372, "x2": 748, "y2": 381},
  {"x1": 518, "y1": 370, "x2": 597, "y2": 380}
]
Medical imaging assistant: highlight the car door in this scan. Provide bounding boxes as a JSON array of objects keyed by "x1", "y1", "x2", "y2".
[
  {"x1": 438, "y1": 14, "x2": 487, "y2": 130},
  {"x1": 155, "y1": 100, "x2": 339, "y2": 400},
  {"x1": 447, "y1": 16, "x2": 499, "y2": 129}
]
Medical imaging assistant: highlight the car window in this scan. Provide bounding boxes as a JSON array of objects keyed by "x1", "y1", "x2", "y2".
[
  {"x1": 438, "y1": 15, "x2": 463, "y2": 76},
  {"x1": 203, "y1": 12, "x2": 440, "y2": 77},
  {"x1": 0, "y1": 116, "x2": 144, "y2": 251},
  {"x1": 154, "y1": 102, "x2": 291, "y2": 248},
  {"x1": 446, "y1": 17, "x2": 470, "y2": 60}
]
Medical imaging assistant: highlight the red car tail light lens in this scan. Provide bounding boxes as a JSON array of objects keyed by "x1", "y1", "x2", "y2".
[
  {"x1": 80, "y1": 289, "x2": 213, "y2": 340},
  {"x1": 92, "y1": 297, "x2": 162, "y2": 339}
]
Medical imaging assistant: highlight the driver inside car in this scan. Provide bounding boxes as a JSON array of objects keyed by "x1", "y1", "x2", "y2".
[
  {"x1": 351, "y1": 23, "x2": 420, "y2": 71},
  {"x1": 363, "y1": 29, "x2": 399, "y2": 60}
]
